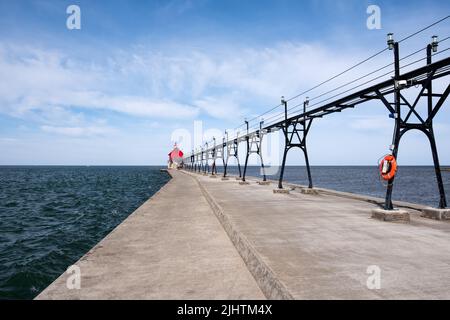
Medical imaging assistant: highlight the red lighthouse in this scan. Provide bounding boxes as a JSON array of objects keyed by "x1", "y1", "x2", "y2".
[{"x1": 168, "y1": 143, "x2": 184, "y2": 169}]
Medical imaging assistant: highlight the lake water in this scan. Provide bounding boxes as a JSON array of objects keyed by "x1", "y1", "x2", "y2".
[
  {"x1": 0, "y1": 166, "x2": 169, "y2": 300},
  {"x1": 1, "y1": 165, "x2": 449, "y2": 299},
  {"x1": 218, "y1": 165, "x2": 450, "y2": 207}
]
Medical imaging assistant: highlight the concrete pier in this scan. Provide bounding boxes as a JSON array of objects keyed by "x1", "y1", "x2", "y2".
[
  {"x1": 36, "y1": 170, "x2": 264, "y2": 300},
  {"x1": 37, "y1": 169, "x2": 450, "y2": 299}
]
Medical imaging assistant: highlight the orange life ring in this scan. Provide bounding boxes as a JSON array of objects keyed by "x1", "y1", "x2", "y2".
[{"x1": 379, "y1": 154, "x2": 397, "y2": 181}]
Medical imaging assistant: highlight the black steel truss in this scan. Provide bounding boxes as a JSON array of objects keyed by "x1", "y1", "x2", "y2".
[
  {"x1": 264, "y1": 56, "x2": 450, "y2": 132},
  {"x1": 241, "y1": 121, "x2": 267, "y2": 182},
  {"x1": 278, "y1": 99, "x2": 313, "y2": 189},
  {"x1": 223, "y1": 133, "x2": 242, "y2": 178},
  {"x1": 185, "y1": 43, "x2": 450, "y2": 210},
  {"x1": 378, "y1": 43, "x2": 448, "y2": 209},
  {"x1": 210, "y1": 138, "x2": 224, "y2": 176}
]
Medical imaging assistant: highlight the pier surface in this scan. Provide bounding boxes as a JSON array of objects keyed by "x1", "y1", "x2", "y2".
[
  {"x1": 38, "y1": 169, "x2": 450, "y2": 299},
  {"x1": 36, "y1": 170, "x2": 264, "y2": 299}
]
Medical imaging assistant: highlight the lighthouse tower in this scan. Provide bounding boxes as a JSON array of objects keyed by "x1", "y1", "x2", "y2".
[{"x1": 168, "y1": 143, "x2": 184, "y2": 169}]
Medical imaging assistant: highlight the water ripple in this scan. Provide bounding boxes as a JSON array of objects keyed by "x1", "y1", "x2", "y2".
[{"x1": 0, "y1": 166, "x2": 169, "y2": 300}]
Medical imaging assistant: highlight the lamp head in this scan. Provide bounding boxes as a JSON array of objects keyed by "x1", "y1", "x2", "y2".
[
  {"x1": 431, "y1": 35, "x2": 438, "y2": 52},
  {"x1": 387, "y1": 33, "x2": 394, "y2": 50}
]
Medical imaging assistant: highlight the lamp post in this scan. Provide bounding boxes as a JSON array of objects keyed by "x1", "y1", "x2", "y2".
[
  {"x1": 431, "y1": 35, "x2": 438, "y2": 53},
  {"x1": 281, "y1": 96, "x2": 287, "y2": 123},
  {"x1": 384, "y1": 32, "x2": 400, "y2": 210},
  {"x1": 303, "y1": 97, "x2": 309, "y2": 121},
  {"x1": 387, "y1": 33, "x2": 394, "y2": 50}
]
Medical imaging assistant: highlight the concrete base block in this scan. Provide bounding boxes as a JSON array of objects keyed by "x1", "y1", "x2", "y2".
[
  {"x1": 239, "y1": 181, "x2": 250, "y2": 185},
  {"x1": 257, "y1": 181, "x2": 271, "y2": 185},
  {"x1": 421, "y1": 207, "x2": 450, "y2": 220},
  {"x1": 371, "y1": 208, "x2": 410, "y2": 222},
  {"x1": 209, "y1": 175, "x2": 217, "y2": 178},
  {"x1": 221, "y1": 177, "x2": 230, "y2": 181},
  {"x1": 300, "y1": 188, "x2": 318, "y2": 195},
  {"x1": 273, "y1": 189, "x2": 290, "y2": 194}
]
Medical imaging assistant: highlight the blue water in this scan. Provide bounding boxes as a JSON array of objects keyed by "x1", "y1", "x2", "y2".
[
  {"x1": 0, "y1": 166, "x2": 170, "y2": 300},
  {"x1": 1, "y1": 165, "x2": 449, "y2": 300},
  {"x1": 217, "y1": 165, "x2": 450, "y2": 207}
]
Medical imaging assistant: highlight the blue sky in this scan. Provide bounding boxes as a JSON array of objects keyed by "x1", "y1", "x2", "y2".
[{"x1": 0, "y1": 0, "x2": 449, "y2": 165}]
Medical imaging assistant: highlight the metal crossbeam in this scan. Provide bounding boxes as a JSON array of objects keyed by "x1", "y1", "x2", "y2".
[{"x1": 183, "y1": 41, "x2": 449, "y2": 209}]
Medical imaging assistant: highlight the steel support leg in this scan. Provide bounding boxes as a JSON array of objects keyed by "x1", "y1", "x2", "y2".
[
  {"x1": 242, "y1": 152, "x2": 250, "y2": 182},
  {"x1": 236, "y1": 157, "x2": 242, "y2": 177},
  {"x1": 427, "y1": 129, "x2": 447, "y2": 208},
  {"x1": 278, "y1": 147, "x2": 289, "y2": 189},
  {"x1": 223, "y1": 159, "x2": 228, "y2": 177},
  {"x1": 384, "y1": 134, "x2": 400, "y2": 210},
  {"x1": 302, "y1": 146, "x2": 313, "y2": 189},
  {"x1": 260, "y1": 154, "x2": 267, "y2": 182}
]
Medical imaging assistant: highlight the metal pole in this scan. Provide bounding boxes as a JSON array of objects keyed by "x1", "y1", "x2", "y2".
[
  {"x1": 426, "y1": 42, "x2": 447, "y2": 208},
  {"x1": 278, "y1": 147, "x2": 288, "y2": 189},
  {"x1": 427, "y1": 130, "x2": 447, "y2": 208},
  {"x1": 236, "y1": 144, "x2": 242, "y2": 177},
  {"x1": 242, "y1": 121, "x2": 249, "y2": 182},
  {"x1": 259, "y1": 120, "x2": 267, "y2": 182},
  {"x1": 212, "y1": 138, "x2": 216, "y2": 175},
  {"x1": 384, "y1": 41, "x2": 401, "y2": 210},
  {"x1": 303, "y1": 147, "x2": 313, "y2": 189},
  {"x1": 235, "y1": 132, "x2": 242, "y2": 178},
  {"x1": 303, "y1": 98, "x2": 313, "y2": 189},
  {"x1": 222, "y1": 136, "x2": 226, "y2": 177},
  {"x1": 278, "y1": 98, "x2": 288, "y2": 189},
  {"x1": 205, "y1": 142, "x2": 209, "y2": 174}
]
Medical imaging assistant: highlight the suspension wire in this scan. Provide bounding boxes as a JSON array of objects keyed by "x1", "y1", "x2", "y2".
[
  {"x1": 243, "y1": 16, "x2": 450, "y2": 129},
  {"x1": 397, "y1": 15, "x2": 449, "y2": 43},
  {"x1": 287, "y1": 43, "x2": 444, "y2": 114},
  {"x1": 286, "y1": 49, "x2": 389, "y2": 103},
  {"x1": 308, "y1": 45, "x2": 429, "y2": 102},
  {"x1": 261, "y1": 47, "x2": 450, "y2": 128},
  {"x1": 261, "y1": 39, "x2": 450, "y2": 126},
  {"x1": 190, "y1": 50, "x2": 448, "y2": 159},
  {"x1": 246, "y1": 102, "x2": 284, "y2": 124},
  {"x1": 189, "y1": 17, "x2": 450, "y2": 157},
  {"x1": 298, "y1": 47, "x2": 450, "y2": 114}
]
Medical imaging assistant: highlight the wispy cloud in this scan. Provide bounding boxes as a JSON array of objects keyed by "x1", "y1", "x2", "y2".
[
  {"x1": 40, "y1": 125, "x2": 116, "y2": 137},
  {"x1": 0, "y1": 44, "x2": 199, "y2": 125},
  {"x1": 0, "y1": 38, "x2": 398, "y2": 146}
]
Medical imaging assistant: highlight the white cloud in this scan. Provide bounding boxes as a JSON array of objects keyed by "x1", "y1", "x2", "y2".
[
  {"x1": 0, "y1": 40, "x2": 395, "y2": 133},
  {"x1": 2, "y1": 38, "x2": 437, "y2": 151},
  {"x1": 194, "y1": 95, "x2": 246, "y2": 120},
  {"x1": 40, "y1": 125, "x2": 116, "y2": 137},
  {"x1": 0, "y1": 44, "x2": 199, "y2": 123},
  {"x1": 116, "y1": 42, "x2": 372, "y2": 104}
]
